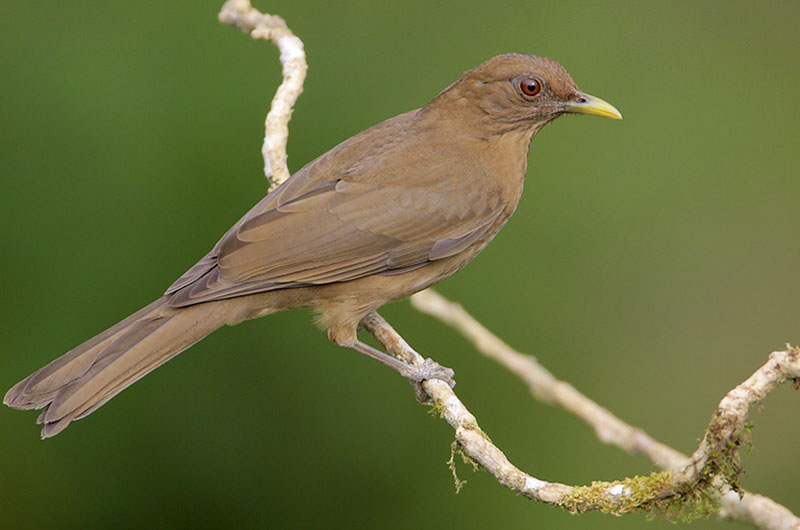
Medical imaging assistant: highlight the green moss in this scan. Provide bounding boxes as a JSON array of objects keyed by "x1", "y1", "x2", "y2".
[
  {"x1": 559, "y1": 470, "x2": 718, "y2": 521},
  {"x1": 557, "y1": 401, "x2": 757, "y2": 521},
  {"x1": 701, "y1": 410, "x2": 750, "y2": 496},
  {"x1": 427, "y1": 401, "x2": 446, "y2": 418},
  {"x1": 456, "y1": 444, "x2": 482, "y2": 471},
  {"x1": 446, "y1": 440, "x2": 484, "y2": 493},
  {"x1": 560, "y1": 472, "x2": 673, "y2": 516},
  {"x1": 447, "y1": 440, "x2": 467, "y2": 493},
  {"x1": 462, "y1": 418, "x2": 492, "y2": 443}
]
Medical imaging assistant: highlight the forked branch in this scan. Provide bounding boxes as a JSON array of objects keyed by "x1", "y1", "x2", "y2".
[{"x1": 411, "y1": 289, "x2": 800, "y2": 527}]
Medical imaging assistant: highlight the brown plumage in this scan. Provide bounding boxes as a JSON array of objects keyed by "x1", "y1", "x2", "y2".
[{"x1": 5, "y1": 53, "x2": 621, "y2": 438}]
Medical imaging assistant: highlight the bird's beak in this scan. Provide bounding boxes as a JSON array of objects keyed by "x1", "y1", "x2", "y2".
[{"x1": 566, "y1": 92, "x2": 622, "y2": 120}]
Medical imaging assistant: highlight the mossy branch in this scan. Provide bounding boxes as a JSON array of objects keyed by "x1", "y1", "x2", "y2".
[{"x1": 411, "y1": 289, "x2": 799, "y2": 527}]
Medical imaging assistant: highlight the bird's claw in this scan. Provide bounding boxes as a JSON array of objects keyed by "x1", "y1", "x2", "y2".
[{"x1": 400, "y1": 358, "x2": 455, "y2": 403}]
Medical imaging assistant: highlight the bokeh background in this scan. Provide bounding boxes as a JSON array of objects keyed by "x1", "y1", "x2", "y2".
[{"x1": 1, "y1": 1, "x2": 798, "y2": 528}]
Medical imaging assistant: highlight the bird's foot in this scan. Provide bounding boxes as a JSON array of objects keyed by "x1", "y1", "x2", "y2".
[
  {"x1": 401, "y1": 358, "x2": 456, "y2": 403},
  {"x1": 348, "y1": 339, "x2": 455, "y2": 402}
]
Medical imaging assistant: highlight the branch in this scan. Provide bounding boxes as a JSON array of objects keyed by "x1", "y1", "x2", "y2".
[
  {"x1": 219, "y1": 0, "x2": 306, "y2": 190},
  {"x1": 411, "y1": 289, "x2": 800, "y2": 528},
  {"x1": 217, "y1": 2, "x2": 799, "y2": 528},
  {"x1": 361, "y1": 312, "x2": 573, "y2": 503}
]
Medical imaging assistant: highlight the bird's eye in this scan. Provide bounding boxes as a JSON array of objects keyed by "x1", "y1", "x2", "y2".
[{"x1": 519, "y1": 77, "x2": 542, "y2": 97}]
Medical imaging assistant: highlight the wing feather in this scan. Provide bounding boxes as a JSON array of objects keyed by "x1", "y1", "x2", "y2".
[{"x1": 166, "y1": 111, "x2": 505, "y2": 307}]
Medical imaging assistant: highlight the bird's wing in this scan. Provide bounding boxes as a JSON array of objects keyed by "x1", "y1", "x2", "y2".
[{"x1": 166, "y1": 163, "x2": 503, "y2": 307}]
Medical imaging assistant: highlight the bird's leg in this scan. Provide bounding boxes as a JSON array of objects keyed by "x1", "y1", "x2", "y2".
[
  {"x1": 358, "y1": 312, "x2": 416, "y2": 364},
  {"x1": 348, "y1": 342, "x2": 454, "y2": 403},
  {"x1": 358, "y1": 311, "x2": 455, "y2": 402}
]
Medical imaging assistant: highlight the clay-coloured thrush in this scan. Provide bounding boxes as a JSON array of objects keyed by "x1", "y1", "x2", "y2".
[{"x1": 5, "y1": 54, "x2": 621, "y2": 438}]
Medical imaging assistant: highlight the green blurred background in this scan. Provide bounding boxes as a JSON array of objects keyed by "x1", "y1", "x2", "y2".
[{"x1": 1, "y1": 1, "x2": 798, "y2": 528}]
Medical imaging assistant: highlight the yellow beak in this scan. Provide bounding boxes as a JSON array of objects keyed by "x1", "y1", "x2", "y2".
[{"x1": 566, "y1": 92, "x2": 622, "y2": 120}]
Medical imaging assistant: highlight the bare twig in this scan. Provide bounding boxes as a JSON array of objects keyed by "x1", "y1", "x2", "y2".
[
  {"x1": 413, "y1": 290, "x2": 686, "y2": 468},
  {"x1": 217, "y1": 2, "x2": 799, "y2": 528},
  {"x1": 219, "y1": 0, "x2": 306, "y2": 189}
]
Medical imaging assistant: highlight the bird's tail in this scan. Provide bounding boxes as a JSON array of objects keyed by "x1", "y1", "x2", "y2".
[{"x1": 4, "y1": 296, "x2": 228, "y2": 438}]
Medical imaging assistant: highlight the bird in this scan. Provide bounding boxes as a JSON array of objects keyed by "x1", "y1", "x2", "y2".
[{"x1": 4, "y1": 53, "x2": 621, "y2": 438}]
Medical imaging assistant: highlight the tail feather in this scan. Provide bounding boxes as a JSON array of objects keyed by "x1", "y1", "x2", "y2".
[
  {"x1": 36, "y1": 317, "x2": 172, "y2": 427},
  {"x1": 6, "y1": 298, "x2": 167, "y2": 410},
  {"x1": 4, "y1": 296, "x2": 227, "y2": 438}
]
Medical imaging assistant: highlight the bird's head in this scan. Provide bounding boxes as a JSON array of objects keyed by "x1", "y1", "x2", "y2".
[{"x1": 428, "y1": 53, "x2": 621, "y2": 138}]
